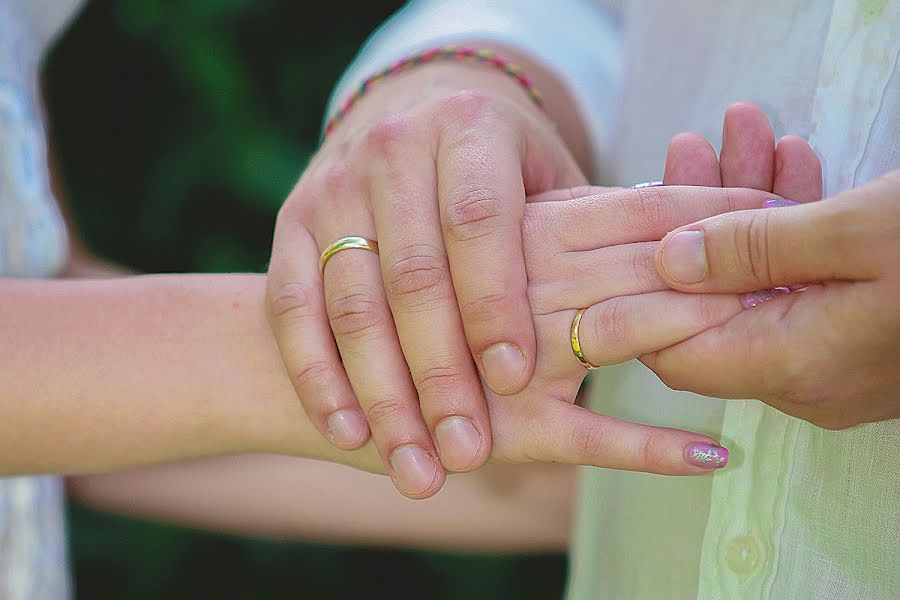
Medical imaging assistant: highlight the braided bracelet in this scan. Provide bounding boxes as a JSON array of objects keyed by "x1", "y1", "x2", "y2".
[{"x1": 324, "y1": 46, "x2": 546, "y2": 138}]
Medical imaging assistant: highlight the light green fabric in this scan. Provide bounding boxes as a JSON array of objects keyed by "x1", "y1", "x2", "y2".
[
  {"x1": 567, "y1": 1, "x2": 899, "y2": 597},
  {"x1": 568, "y1": 363, "x2": 899, "y2": 600}
]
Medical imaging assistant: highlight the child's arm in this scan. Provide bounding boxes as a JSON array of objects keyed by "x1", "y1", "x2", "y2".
[
  {"x1": 1, "y1": 274, "x2": 382, "y2": 475},
  {"x1": 69, "y1": 459, "x2": 574, "y2": 553}
]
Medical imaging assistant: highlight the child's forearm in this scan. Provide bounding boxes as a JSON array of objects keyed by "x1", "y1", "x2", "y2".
[
  {"x1": 0, "y1": 274, "x2": 381, "y2": 474},
  {"x1": 69, "y1": 457, "x2": 574, "y2": 553}
]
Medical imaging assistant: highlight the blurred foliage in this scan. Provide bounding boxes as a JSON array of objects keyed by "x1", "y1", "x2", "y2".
[
  {"x1": 44, "y1": 1, "x2": 566, "y2": 598},
  {"x1": 71, "y1": 506, "x2": 566, "y2": 600},
  {"x1": 45, "y1": 0, "x2": 405, "y2": 273}
]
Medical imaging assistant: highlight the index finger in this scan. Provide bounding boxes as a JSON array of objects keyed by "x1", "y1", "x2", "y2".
[
  {"x1": 529, "y1": 185, "x2": 778, "y2": 253},
  {"x1": 493, "y1": 397, "x2": 729, "y2": 475}
]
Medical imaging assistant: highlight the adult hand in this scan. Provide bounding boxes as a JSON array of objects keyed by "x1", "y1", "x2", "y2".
[
  {"x1": 278, "y1": 102, "x2": 817, "y2": 483},
  {"x1": 651, "y1": 163, "x2": 900, "y2": 428},
  {"x1": 278, "y1": 184, "x2": 782, "y2": 480},
  {"x1": 483, "y1": 103, "x2": 824, "y2": 472},
  {"x1": 267, "y1": 59, "x2": 587, "y2": 498}
]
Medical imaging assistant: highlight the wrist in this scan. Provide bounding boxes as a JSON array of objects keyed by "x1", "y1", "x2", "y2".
[
  {"x1": 326, "y1": 44, "x2": 591, "y2": 173},
  {"x1": 327, "y1": 60, "x2": 543, "y2": 144}
]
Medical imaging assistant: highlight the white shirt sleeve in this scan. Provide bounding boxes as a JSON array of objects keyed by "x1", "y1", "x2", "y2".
[{"x1": 325, "y1": 0, "x2": 623, "y2": 175}]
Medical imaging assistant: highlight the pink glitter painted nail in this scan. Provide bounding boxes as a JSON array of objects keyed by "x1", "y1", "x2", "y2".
[
  {"x1": 685, "y1": 443, "x2": 729, "y2": 469},
  {"x1": 741, "y1": 287, "x2": 791, "y2": 309}
]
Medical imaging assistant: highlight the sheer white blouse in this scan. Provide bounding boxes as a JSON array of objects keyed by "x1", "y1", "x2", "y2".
[{"x1": 0, "y1": 1, "x2": 84, "y2": 598}]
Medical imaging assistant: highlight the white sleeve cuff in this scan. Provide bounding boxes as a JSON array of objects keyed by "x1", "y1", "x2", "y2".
[{"x1": 325, "y1": 0, "x2": 623, "y2": 177}]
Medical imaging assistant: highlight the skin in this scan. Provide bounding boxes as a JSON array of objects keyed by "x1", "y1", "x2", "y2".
[
  {"x1": 7, "y1": 105, "x2": 804, "y2": 481},
  {"x1": 268, "y1": 56, "x2": 835, "y2": 502},
  {"x1": 5, "y1": 182, "x2": 770, "y2": 474},
  {"x1": 267, "y1": 49, "x2": 593, "y2": 498},
  {"x1": 264, "y1": 106, "x2": 825, "y2": 505},
  {"x1": 68, "y1": 108, "x2": 826, "y2": 551},
  {"x1": 650, "y1": 170, "x2": 900, "y2": 428},
  {"x1": 70, "y1": 458, "x2": 577, "y2": 554}
]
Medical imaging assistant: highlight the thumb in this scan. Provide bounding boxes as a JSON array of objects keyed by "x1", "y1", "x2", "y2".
[{"x1": 654, "y1": 190, "x2": 879, "y2": 293}]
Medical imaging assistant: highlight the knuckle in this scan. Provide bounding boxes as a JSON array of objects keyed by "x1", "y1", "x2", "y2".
[
  {"x1": 413, "y1": 363, "x2": 466, "y2": 398},
  {"x1": 290, "y1": 360, "x2": 334, "y2": 394},
  {"x1": 327, "y1": 286, "x2": 385, "y2": 339},
  {"x1": 631, "y1": 247, "x2": 661, "y2": 289},
  {"x1": 459, "y1": 291, "x2": 511, "y2": 326},
  {"x1": 363, "y1": 113, "x2": 414, "y2": 160},
  {"x1": 318, "y1": 160, "x2": 356, "y2": 197},
  {"x1": 442, "y1": 185, "x2": 509, "y2": 243},
  {"x1": 734, "y1": 210, "x2": 775, "y2": 287},
  {"x1": 591, "y1": 297, "x2": 630, "y2": 347},
  {"x1": 628, "y1": 187, "x2": 674, "y2": 236},
  {"x1": 438, "y1": 89, "x2": 496, "y2": 126},
  {"x1": 364, "y1": 396, "x2": 409, "y2": 430},
  {"x1": 638, "y1": 431, "x2": 667, "y2": 473},
  {"x1": 384, "y1": 244, "x2": 451, "y2": 307},
  {"x1": 297, "y1": 162, "x2": 357, "y2": 226},
  {"x1": 571, "y1": 420, "x2": 607, "y2": 462},
  {"x1": 722, "y1": 187, "x2": 744, "y2": 213},
  {"x1": 269, "y1": 282, "x2": 322, "y2": 322}
]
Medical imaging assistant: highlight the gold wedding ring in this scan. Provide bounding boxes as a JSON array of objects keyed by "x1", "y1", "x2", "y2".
[
  {"x1": 319, "y1": 236, "x2": 380, "y2": 274},
  {"x1": 570, "y1": 308, "x2": 600, "y2": 370}
]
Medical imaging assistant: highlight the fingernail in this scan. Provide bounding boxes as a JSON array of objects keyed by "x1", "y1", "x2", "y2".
[
  {"x1": 327, "y1": 409, "x2": 369, "y2": 449},
  {"x1": 435, "y1": 416, "x2": 483, "y2": 471},
  {"x1": 660, "y1": 230, "x2": 707, "y2": 283},
  {"x1": 764, "y1": 198, "x2": 800, "y2": 208},
  {"x1": 741, "y1": 286, "x2": 791, "y2": 309},
  {"x1": 480, "y1": 342, "x2": 527, "y2": 394},
  {"x1": 685, "y1": 442, "x2": 729, "y2": 469},
  {"x1": 390, "y1": 445, "x2": 438, "y2": 496}
]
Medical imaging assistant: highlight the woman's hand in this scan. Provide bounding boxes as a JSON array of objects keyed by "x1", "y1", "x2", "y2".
[
  {"x1": 649, "y1": 169, "x2": 900, "y2": 429},
  {"x1": 482, "y1": 104, "x2": 823, "y2": 474},
  {"x1": 267, "y1": 58, "x2": 588, "y2": 497}
]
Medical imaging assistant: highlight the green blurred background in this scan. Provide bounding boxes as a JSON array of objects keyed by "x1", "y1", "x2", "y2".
[{"x1": 43, "y1": 1, "x2": 566, "y2": 598}]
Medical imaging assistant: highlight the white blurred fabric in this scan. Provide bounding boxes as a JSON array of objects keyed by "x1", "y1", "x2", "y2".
[
  {"x1": 328, "y1": 2, "x2": 900, "y2": 599},
  {"x1": 0, "y1": 1, "x2": 84, "y2": 599}
]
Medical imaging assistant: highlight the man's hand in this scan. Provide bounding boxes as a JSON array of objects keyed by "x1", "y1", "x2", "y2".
[
  {"x1": 650, "y1": 166, "x2": 900, "y2": 429},
  {"x1": 267, "y1": 58, "x2": 588, "y2": 498}
]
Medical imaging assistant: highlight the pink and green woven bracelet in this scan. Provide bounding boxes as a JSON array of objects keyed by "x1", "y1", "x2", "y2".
[{"x1": 324, "y1": 46, "x2": 545, "y2": 138}]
